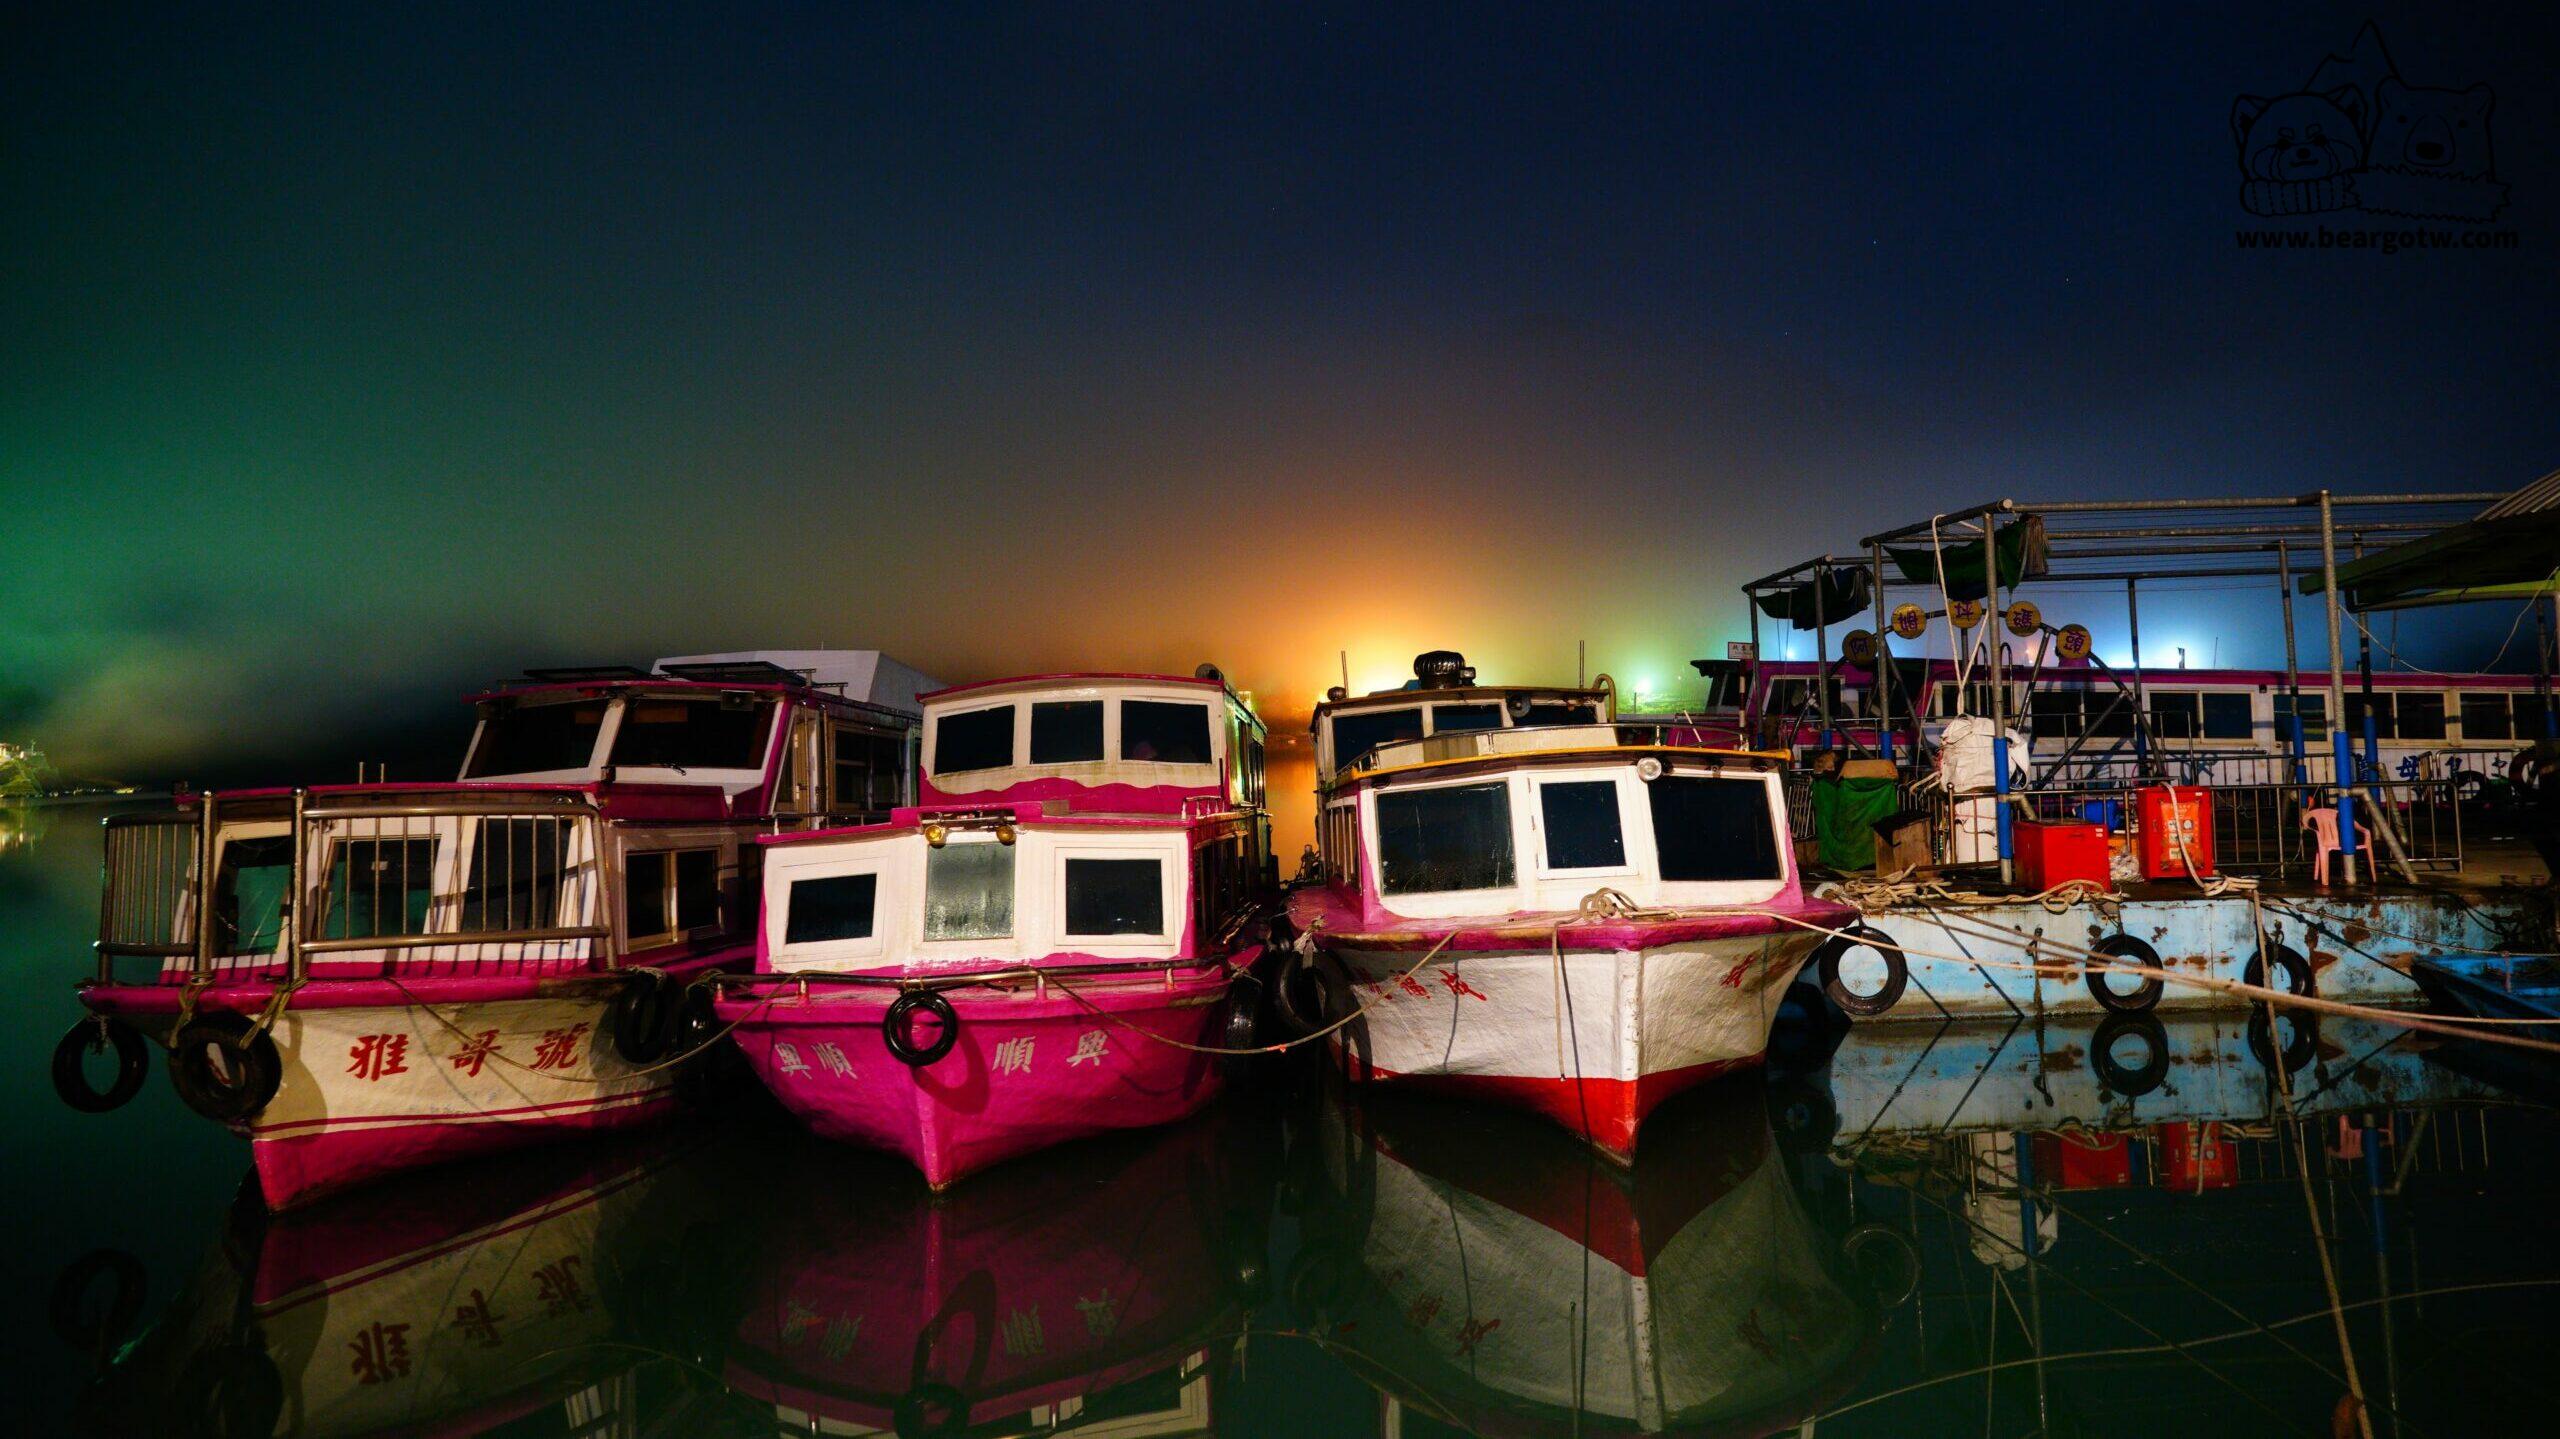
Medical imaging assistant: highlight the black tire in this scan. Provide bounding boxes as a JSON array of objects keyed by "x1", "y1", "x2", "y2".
[
  {"x1": 1815, "y1": 925, "x2": 1907, "y2": 1017},
  {"x1": 609, "y1": 973, "x2": 679, "y2": 1065},
  {"x1": 177, "y1": 1341, "x2": 284, "y2": 1439},
  {"x1": 49, "y1": 1249, "x2": 146, "y2": 1349},
  {"x1": 882, "y1": 990, "x2": 961, "y2": 1067},
  {"x1": 2246, "y1": 942, "x2": 2315, "y2": 998},
  {"x1": 893, "y1": 1381, "x2": 968, "y2": 1439},
  {"x1": 1217, "y1": 972, "x2": 1265, "y2": 1077},
  {"x1": 1768, "y1": 1074, "x2": 1840, "y2": 1151},
  {"x1": 1841, "y1": 1222, "x2": 1922, "y2": 1309},
  {"x1": 2249, "y1": 1006, "x2": 2318, "y2": 1074},
  {"x1": 52, "y1": 1017, "x2": 149, "y2": 1114},
  {"x1": 2454, "y1": 769, "x2": 2490, "y2": 803},
  {"x1": 1271, "y1": 948, "x2": 1331, "y2": 1039},
  {"x1": 168, "y1": 1013, "x2": 283, "y2": 1124},
  {"x1": 2084, "y1": 934, "x2": 2165, "y2": 1014},
  {"x1": 2091, "y1": 1011, "x2": 2171, "y2": 1096}
]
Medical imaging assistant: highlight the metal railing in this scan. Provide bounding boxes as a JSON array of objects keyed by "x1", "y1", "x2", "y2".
[{"x1": 97, "y1": 808, "x2": 206, "y2": 968}]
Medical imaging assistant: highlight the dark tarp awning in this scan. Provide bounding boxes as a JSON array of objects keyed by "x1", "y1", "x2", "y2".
[
  {"x1": 2301, "y1": 472, "x2": 2560, "y2": 610},
  {"x1": 1754, "y1": 567, "x2": 1873, "y2": 630},
  {"x1": 1886, "y1": 515, "x2": 2050, "y2": 601}
]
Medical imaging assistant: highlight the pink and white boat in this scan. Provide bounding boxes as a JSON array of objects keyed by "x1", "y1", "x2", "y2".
[
  {"x1": 1289, "y1": 651, "x2": 1857, "y2": 1160},
  {"x1": 57, "y1": 651, "x2": 936, "y2": 1208},
  {"x1": 714, "y1": 671, "x2": 1276, "y2": 1187}
]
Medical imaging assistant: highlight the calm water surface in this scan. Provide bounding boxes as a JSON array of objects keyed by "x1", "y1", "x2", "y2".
[{"x1": 15, "y1": 803, "x2": 2560, "y2": 1437}]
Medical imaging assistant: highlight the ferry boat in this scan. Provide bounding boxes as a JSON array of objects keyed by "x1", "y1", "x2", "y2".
[
  {"x1": 1288, "y1": 652, "x2": 1859, "y2": 1160},
  {"x1": 711, "y1": 670, "x2": 1275, "y2": 1187},
  {"x1": 54, "y1": 651, "x2": 934, "y2": 1208}
]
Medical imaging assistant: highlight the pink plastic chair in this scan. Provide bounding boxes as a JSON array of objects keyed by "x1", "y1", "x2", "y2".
[{"x1": 2301, "y1": 807, "x2": 2373, "y2": 886}]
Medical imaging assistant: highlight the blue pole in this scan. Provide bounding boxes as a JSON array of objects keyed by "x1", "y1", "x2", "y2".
[
  {"x1": 2333, "y1": 730, "x2": 2359, "y2": 860},
  {"x1": 1994, "y1": 733, "x2": 2014, "y2": 861},
  {"x1": 2288, "y1": 713, "x2": 2307, "y2": 785},
  {"x1": 2362, "y1": 710, "x2": 2380, "y2": 784}
]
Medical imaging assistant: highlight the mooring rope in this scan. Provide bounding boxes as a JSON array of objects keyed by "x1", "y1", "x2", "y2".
[{"x1": 1043, "y1": 932, "x2": 1456, "y2": 1058}]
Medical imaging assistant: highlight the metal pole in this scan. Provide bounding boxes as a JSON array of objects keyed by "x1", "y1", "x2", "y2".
[
  {"x1": 2541, "y1": 597, "x2": 2558, "y2": 740},
  {"x1": 1986, "y1": 510, "x2": 2015, "y2": 884},
  {"x1": 2125, "y1": 578, "x2": 2153, "y2": 778},
  {"x1": 2355, "y1": 535, "x2": 2381, "y2": 781},
  {"x1": 1873, "y1": 541, "x2": 1894, "y2": 764},
  {"x1": 2318, "y1": 491, "x2": 2359, "y2": 886},
  {"x1": 1746, "y1": 594, "x2": 1764, "y2": 740},
  {"x1": 1813, "y1": 558, "x2": 1834, "y2": 752},
  {"x1": 2278, "y1": 540, "x2": 2306, "y2": 784}
]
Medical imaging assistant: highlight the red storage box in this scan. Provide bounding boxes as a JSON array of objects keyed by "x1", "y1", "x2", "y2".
[
  {"x1": 2031, "y1": 1130, "x2": 2134, "y2": 1190},
  {"x1": 2155, "y1": 1121, "x2": 2236, "y2": 1191},
  {"x1": 2138, "y1": 785, "x2": 2215, "y2": 879},
  {"x1": 2015, "y1": 820, "x2": 2110, "y2": 891}
]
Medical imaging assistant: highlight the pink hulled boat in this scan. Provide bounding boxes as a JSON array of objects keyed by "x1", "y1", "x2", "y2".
[
  {"x1": 714, "y1": 671, "x2": 1276, "y2": 1186},
  {"x1": 56, "y1": 651, "x2": 936, "y2": 1207},
  {"x1": 1288, "y1": 651, "x2": 1857, "y2": 1159}
]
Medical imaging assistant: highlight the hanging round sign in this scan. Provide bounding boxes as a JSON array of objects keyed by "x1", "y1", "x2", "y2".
[
  {"x1": 2005, "y1": 600, "x2": 2043, "y2": 637},
  {"x1": 2056, "y1": 623, "x2": 2094, "y2": 661},
  {"x1": 1889, "y1": 602, "x2": 1927, "y2": 640},
  {"x1": 1948, "y1": 598, "x2": 1986, "y2": 631},
  {"x1": 1840, "y1": 629, "x2": 1878, "y2": 666}
]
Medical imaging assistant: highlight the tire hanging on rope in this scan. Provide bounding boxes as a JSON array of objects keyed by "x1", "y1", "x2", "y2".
[
  {"x1": 52, "y1": 1016, "x2": 149, "y2": 1114},
  {"x1": 882, "y1": 989, "x2": 961, "y2": 1067},
  {"x1": 2083, "y1": 933, "x2": 2165, "y2": 1014},
  {"x1": 2091, "y1": 1011, "x2": 2172, "y2": 1096},
  {"x1": 609, "y1": 972, "x2": 680, "y2": 1065},
  {"x1": 49, "y1": 1248, "x2": 147, "y2": 1349},
  {"x1": 168, "y1": 1012, "x2": 283, "y2": 1124},
  {"x1": 2246, "y1": 941, "x2": 2316, "y2": 998},
  {"x1": 2249, "y1": 1005, "x2": 2319, "y2": 1073},
  {"x1": 1813, "y1": 923, "x2": 1907, "y2": 1017},
  {"x1": 1217, "y1": 971, "x2": 1264, "y2": 1074}
]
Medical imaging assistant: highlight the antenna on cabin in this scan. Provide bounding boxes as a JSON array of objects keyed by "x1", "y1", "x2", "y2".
[
  {"x1": 1340, "y1": 650, "x2": 1350, "y2": 692},
  {"x1": 1578, "y1": 640, "x2": 1586, "y2": 688}
]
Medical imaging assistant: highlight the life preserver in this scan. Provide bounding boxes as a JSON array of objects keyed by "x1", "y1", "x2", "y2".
[
  {"x1": 2249, "y1": 1005, "x2": 2318, "y2": 1073},
  {"x1": 49, "y1": 1248, "x2": 146, "y2": 1349},
  {"x1": 882, "y1": 990, "x2": 961, "y2": 1067},
  {"x1": 2246, "y1": 941, "x2": 2316, "y2": 998},
  {"x1": 609, "y1": 973, "x2": 679, "y2": 1064},
  {"x1": 2091, "y1": 1011, "x2": 2171, "y2": 1096},
  {"x1": 52, "y1": 1017, "x2": 149, "y2": 1113},
  {"x1": 2083, "y1": 934, "x2": 2165, "y2": 1013},
  {"x1": 1814, "y1": 924, "x2": 1908, "y2": 1017},
  {"x1": 167, "y1": 1013, "x2": 284, "y2": 1124}
]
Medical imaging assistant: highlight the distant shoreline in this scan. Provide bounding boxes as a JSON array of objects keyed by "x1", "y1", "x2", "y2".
[{"x1": 0, "y1": 792, "x2": 166, "y2": 808}]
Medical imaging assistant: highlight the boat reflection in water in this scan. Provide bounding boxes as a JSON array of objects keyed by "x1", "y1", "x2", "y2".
[
  {"x1": 72, "y1": 1125, "x2": 725, "y2": 1438},
  {"x1": 1291, "y1": 1076, "x2": 1884, "y2": 1438}
]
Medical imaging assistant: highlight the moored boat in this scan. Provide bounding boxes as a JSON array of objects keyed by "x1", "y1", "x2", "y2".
[
  {"x1": 54, "y1": 652, "x2": 934, "y2": 1207},
  {"x1": 1289, "y1": 652, "x2": 1858, "y2": 1159},
  {"x1": 713, "y1": 670, "x2": 1276, "y2": 1186}
]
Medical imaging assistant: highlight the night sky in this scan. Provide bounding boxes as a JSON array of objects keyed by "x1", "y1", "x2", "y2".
[{"x1": 8, "y1": 4, "x2": 2557, "y2": 844}]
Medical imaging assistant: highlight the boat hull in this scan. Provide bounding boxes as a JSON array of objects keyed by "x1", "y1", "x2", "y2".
[
  {"x1": 719, "y1": 970, "x2": 1228, "y2": 1187},
  {"x1": 1321, "y1": 929, "x2": 1823, "y2": 1158}
]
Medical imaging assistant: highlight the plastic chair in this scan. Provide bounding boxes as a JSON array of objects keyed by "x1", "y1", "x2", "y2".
[{"x1": 2301, "y1": 807, "x2": 2373, "y2": 886}]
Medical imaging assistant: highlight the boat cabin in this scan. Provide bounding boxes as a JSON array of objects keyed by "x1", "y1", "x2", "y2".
[
  {"x1": 1313, "y1": 725, "x2": 1804, "y2": 927},
  {"x1": 1313, "y1": 651, "x2": 1616, "y2": 792},
  {"x1": 919, "y1": 672, "x2": 1269, "y2": 820}
]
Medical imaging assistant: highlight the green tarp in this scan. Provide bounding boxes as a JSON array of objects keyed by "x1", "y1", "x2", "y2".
[
  {"x1": 1810, "y1": 775, "x2": 1902, "y2": 871},
  {"x1": 1753, "y1": 568, "x2": 1873, "y2": 630},
  {"x1": 1886, "y1": 515, "x2": 2050, "y2": 602}
]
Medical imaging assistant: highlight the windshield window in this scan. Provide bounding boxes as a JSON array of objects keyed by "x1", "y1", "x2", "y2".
[
  {"x1": 1065, "y1": 858, "x2": 1165, "y2": 936},
  {"x1": 934, "y1": 706, "x2": 1016, "y2": 774},
  {"x1": 1431, "y1": 703, "x2": 1504, "y2": 733},
  {"x1": 467, "y1": 700, "x2": 608, "y2": 776},
  {"x1": 787, "y1": 873, "x2": 877, "y2": 944},
  {"x1": 1648, "y1": 777, "x2": 1780, "y2": 882},
  {"x1": 925, "y1": 842, "x2": 1014, "y2": 940},
  {"x1": 1331, "y1": 708, "x2": 1424, "y2": 767},
  {"x1": 322, "y1": 838, "x2": 439, "y2": 940},
  {"x1": 1376, "y1": 782, "x2": 1515, "y2": 894},
  {"x1": 1121, "y1": 700, "x2": 1212, "y2": 764},
  {"x1": 1538, "y1": 781, "x2": 1625, "y2": 870},
  {"x1": 213, "y1": 835, "x2": 293, "y2": 953},
  {"x1": 1522, "y1": 701, "x2": 1596, "y2": 727},
  {"x1": 1031, "y1": 701, "x2": 1105, "y2": 764},
  {"x1": 610, "y1": 697, "x2": 777, "y2": 770}
]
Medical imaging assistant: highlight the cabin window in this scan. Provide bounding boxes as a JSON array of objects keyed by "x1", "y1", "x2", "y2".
[
  {"x1": 213, "y1": 835, "x2": 293, "y2": 953},
  {"x1": 2028, "y1": 690, "x2": 2084, "y2": 739},
  {"x1": 467, "y1": 699, "x2": 608, "y2": 776},
  {"x1": 1375, "y1": 783, "x2": 1515, "y2": 894},
  {"x1": 1537, "y1": 780, "x2": 1626, "y2": 871},
  {"x1": 2148, "y1": 691, "x2": 2201, "y2": 739},
  {"x1": 1031, "y1": 701, "x2": 1106, "y2": 764},
  {"x1": 1523, "y1": 701, "x2": 1597, "y2": 727},
  {"x1": 2274, "y1": 692, "x2": 2328, "y2": 741},
  {"x1": 1065, "y1": 858, "x2": 1165, "y2": 936},
  {"x1": 1121, "y1": 700, "x2": 1212, "y2": 764},
  {"x1": 785, "y1": 873, "x2": 877, "y2": 944},
  {"x1": 934, "y1": 706, "x2": 1016, "y2": 774},
  {"x1": 2344, "y1": 693, "x2": 2397, "y2": 740},
  {"x1": 2201, "y1": 693, "x2": 2254, "y2": 740},
  {"x1": 623, "y1": 848, "x2": 721, "y2": 943},
  {"x1": 1430, "y1": 703, "x2": 1504, "y2": 734},
  {"x1": 829, "y1": 726, "x2": 907, "y2": 813},
  {"x1": 2082, "y1": 691, "x2": 2136, "y2": 739},
  {"x1": 2462, "y1": 693, "x2": 2514, "y2": 741},
  {"x1": 2395, "y1": 693, "x2": 2448, "y2": 741},
  {"x1": 322, "y1": 838, "x2": 440, "y2": 940},
  {"x1": 461, "y1": 817, "x2": 570, "y2": 931},
  {"x1": 2521, "y1": 696, "x2": 2553, "y2": 738},
  {"x1": 924, "y1": 842, "x2": 1014, "y2": 940},
  {"x1": 1647, "y1": 777, "x2": 1781, "y2": 882},
  {"x1": 612, "y1": 697, "x2": 777, "y2": 770},
  {"x1": 1332, "y1": 707, "x2": 1425, "y2": 767}
]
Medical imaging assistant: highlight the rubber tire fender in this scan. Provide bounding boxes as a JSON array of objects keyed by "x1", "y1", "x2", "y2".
[
  {"x1": 178, "y1": 1341, "x2": 285, "y2": 1439},
  {"x1": 609, "y1": 973, "x2": 679, "y2": 1065},
  {"x1": 882, "y1": 989, "x2": 961, "y2": 1067},
  {"x1": 2084, "y1": 934, "x2": 2166, "y2": 1014},
  {"x1": 49, "y1": 1248, "x2": 146, "y2": 1350},
  {"x1": 1841, "y1": 1222, "x2": 1923, "y2": 1310},
  {"x1": 2246, "y1": 942, "x2": 2316, "y2": 998},
  {"x1": 2249, "y1": 1006, "x2": 2319, "y2": 1074},
  {"x1": 2090, "y1": 1011, "x2": 2172, "y2": 1097},
  {"x1": 168, "y1": 1013, "x2": 284, "y2": 1124},
  {"x1": 53, "y1": 1017, "x2": 149, "y2": 1114},
  {"x1": 1814, "y1": 924, "x2": 1908, "y2": 1018}
]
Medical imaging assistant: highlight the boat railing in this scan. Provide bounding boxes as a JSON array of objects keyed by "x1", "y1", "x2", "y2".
[
  {"x1": 1346, "y1": 720, "x2": 1765, "y2": 778},
  {"x1": 97, "y1": 807, "x2": 207, "y2": 976}
]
